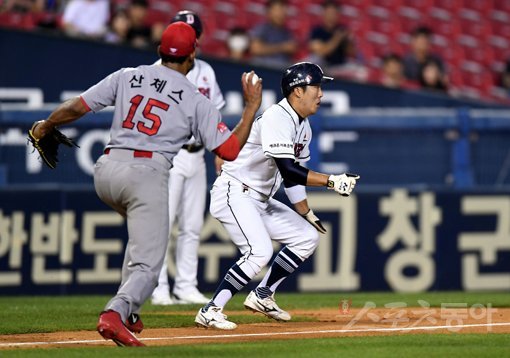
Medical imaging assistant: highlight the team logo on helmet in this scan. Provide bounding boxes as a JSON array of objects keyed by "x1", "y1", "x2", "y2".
[{"x1": 305, "y1": 75, "x2": 312, "y2": 84}]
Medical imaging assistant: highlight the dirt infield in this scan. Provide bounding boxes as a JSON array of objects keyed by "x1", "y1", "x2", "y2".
[{"x1": 1, "y1": 307, "x2": 509, "y2": 349}]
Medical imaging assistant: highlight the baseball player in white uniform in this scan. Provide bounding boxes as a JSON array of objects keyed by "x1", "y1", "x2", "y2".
[
  {"x1": 29, "y1": 22, "x2": 262, "y2": 346},
  {"x1": 195, "y1": 62, "x2": 360, "y2": 330},
  {"x1": 152, "y1": 10, "x2": 226, "y2": 305}
]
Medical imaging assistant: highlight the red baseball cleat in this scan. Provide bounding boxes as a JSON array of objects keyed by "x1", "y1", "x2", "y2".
[
  {"x1": 97, "y1": 310, "x2": 145, "y2": 347},
  {"x1": 125, "y1": 313, "x2": 144, "y2": 334}
]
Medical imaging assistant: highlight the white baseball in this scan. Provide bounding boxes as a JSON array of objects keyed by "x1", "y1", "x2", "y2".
[{"x1": 246, "y1": 72, "x2": 260, "y2": 85}]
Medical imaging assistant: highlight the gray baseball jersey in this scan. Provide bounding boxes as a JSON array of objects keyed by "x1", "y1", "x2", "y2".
[
  {"x1": 81, "y1": 64, "x2": 231, "y2": 164},
  {"x1": 221, "y1": 98, "x2": 311, "y2": 197}
]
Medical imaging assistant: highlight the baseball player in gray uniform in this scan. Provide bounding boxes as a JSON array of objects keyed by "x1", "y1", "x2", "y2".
[
  {"x1": 29, "y1": 22, "x2": 262, "y2": 346},
  {"x1": 195, "y1": 62, "x2": 359, "y2": 330},
  {"x1": 152, "y1": 10, "x2": 226, "y2": 306}
]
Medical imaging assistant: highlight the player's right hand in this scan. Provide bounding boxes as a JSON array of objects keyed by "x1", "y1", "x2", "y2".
[
  {"x1": 327, "y1": 173, "x2": 360, "y2": 197},
  {"x1": 241, "y1": 71, "x2": 262, "y2": 111}
]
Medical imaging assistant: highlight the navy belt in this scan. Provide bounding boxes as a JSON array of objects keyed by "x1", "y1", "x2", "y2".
[{"x1": 181, "y1": 144, "x2": 204, "y2": 153}]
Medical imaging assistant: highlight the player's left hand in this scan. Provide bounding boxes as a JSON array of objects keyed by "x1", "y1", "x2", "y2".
[
  {"x1": 302, "y1": 209, "x2": 327, "y2": 234},
  {"x1": 214, "y1": 155, "x2": 225, "y2": 176},
  {"x1": 327, "y1": 173, "x2": 360, "y2": 197}
]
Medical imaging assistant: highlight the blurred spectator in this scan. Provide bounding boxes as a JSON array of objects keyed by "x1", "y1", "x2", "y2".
[
  {"x1": 124, "y1": 0, "x2": 155, "y2": 49},
  {"x1": 403, "y1": 26, "x2": 446, "y2": 83},
  {"x1": 2, "y1": 0, "x2": 44, "y2": 13},
  {"x1": 226, "y1": 27, "x2": 250, "y2": 61},
  {"x1": 249, "y1": 0, "x2": 297, "y2": 68},
  {"x1": 104, "y1": 9, "x2": 130, "y2": 45},
  {"x1": 499, "y1": 59, "x2": 510, "y2": 95},
  {"x1": 378, "y1": 53, "x2": 418, "y2": 89},
  {"x1": 308, "y1": 1, "x2": 354, "y2": 67},
  {"x1": 35, "y1": 0, "x2": 63, "y2": 29},
  {"x1": 62, "y1": 0, "x2": 109, "y2": 39},
  {"x1": 418, "y1": 58, "x2": 448, "y2": 92}
]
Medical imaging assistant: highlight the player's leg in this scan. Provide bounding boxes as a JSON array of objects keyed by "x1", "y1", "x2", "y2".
[
  {"x1": 172, "y1": 151, "x2": 208, "y2": 303},
  {"x1": 94, "y1": 153, "x2": 171, "y2": 346},
  {"x1": 151, "y1": 161, "x2": 185, "y2": 305},
  {"x1": 195, "y1": 178, "x2": 273, "y2": 329},
  {"x1": 103, "y1": 158, "x2": 170, "y2": 317},
  {"x1": 261, "y1": 199, "x2": 320, "y2": 289},
  {"x1": 244, "y1": 199, "x2": 320, "y2": 321}
]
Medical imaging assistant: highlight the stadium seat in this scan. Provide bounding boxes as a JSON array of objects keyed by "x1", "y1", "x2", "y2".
[
  {"x1": 463, "y1": 0, "x2": 494, "y2": 16},
  {"x1": 489, "y1": 35, "x2": 510, "y2": 63},
  {"x1": 0, "y1": 12, "x2": 36, "y2": 30},
  {"x1": 439, "y1": 43, "x2": 465, "y2": 69},
  {"x1": 214, "y1": 1, "x2": 248, "y2": 30},
  {"x1": 429, "y1": 16, "x2": 461, "y2": 38},
  {"x1": 494, "y1": 0, "x2": 510, "y2": 12},
  {"x1": 432, "y1": 0, "x2": 461, "y2": 12},
  {"x1": 367, "y1": 6, "x2": 402, "y2": 38},
  {"x1": 461, "y1": 68, "x2": 493, "y2": 98},
  {"x1": 243, "y1": 1, "x2": 266, "y2": 27},
  {"x1": 448, "y1": 67, "x2": 464, "y2": 88},
  {"x1": 461, "y1": 39, "x2": 495, "y2": 67},
  {"x1": 340, "y1": 0, "x2": 370, "y2": 10},
  {"x1": 458, "y1": 9, "x2": 491, "y2": 39},
  {"x1": 405, "y1": 0, "x2": 434, "y2": 13},
  {"x1": 398, "y1": 6, "x2": 425, "y2": 33},
  {"x1": 374, "y1": 0, "x2": 403, "y2": 11},
  {"x1": 492, "y1": 19, "x2": 510, "y2": 38}
]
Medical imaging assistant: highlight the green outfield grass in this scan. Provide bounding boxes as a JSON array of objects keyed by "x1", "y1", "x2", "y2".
[
  {"x1": 1, "y1": 334, "x2": 509, "y2": 358},
  {"x1": 0, "y1": 292, "x2": 508, "y2": 356}
]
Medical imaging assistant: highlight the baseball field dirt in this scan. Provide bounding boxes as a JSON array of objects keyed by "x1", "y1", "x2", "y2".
[{"x1": 1, "y1": 307, "x2": 509, "y2": 349}]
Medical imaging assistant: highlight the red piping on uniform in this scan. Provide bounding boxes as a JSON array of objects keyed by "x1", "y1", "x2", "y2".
[{"x1": 80, "y1": 96, "x2": 91, "y2": 112}]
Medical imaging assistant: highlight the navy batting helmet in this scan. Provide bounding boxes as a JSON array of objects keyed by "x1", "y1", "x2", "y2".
[
  {"x1": 172, "y1": 10, "x2": 203, "y2": 39},
  {"x1": 281, "y1": 62, "x2": 333, "y2": 97}
]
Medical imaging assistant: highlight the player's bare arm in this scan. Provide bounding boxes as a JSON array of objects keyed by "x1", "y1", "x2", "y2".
[
  {"x1": 213, "y1": 71, "x2": 262, "y2": 161},
  {"x1": 231, "y1": 71, "x2": 262, "y2": 145},
  {"x1": 31, "y1": 97, "x2": 89, "y2": 139}
]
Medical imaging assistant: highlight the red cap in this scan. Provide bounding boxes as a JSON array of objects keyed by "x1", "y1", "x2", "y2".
[{"x1": 160, "y1": 22, "x2": 197, "y2": 57}]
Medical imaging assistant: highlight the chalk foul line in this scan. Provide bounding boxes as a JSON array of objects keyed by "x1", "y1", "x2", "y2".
[{"x1": 1, "y1": 322, "x2": 509, "y2": 347}]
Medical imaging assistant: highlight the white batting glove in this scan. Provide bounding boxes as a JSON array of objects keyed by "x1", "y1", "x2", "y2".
[
  {"x1": 327, "y1": 173, "x2": 360, "y2": 197},
  {"x1": 302, "y1": 209, "x2": 327, "y2": 234}
]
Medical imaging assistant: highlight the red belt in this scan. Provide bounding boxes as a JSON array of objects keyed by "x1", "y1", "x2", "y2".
[{"x1": 104, "y1": 148, "x2": 153, "y2": 158}]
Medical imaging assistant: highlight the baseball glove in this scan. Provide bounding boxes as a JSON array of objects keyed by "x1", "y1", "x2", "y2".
[{"x1": 27, "y1": 122, "x2": 79, "y2": 169}]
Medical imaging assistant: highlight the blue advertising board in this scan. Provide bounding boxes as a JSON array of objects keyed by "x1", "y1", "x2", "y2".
[{"x1": 0, "y1": 188, "x2": 508, "y2": 294}]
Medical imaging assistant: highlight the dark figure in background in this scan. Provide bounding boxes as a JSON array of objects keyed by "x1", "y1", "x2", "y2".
[
  {"x1": 308, "y1": 0, "x2": 354, "y2": 67},
  {"x1": 104, "y1": 9, "x2": 131, "y2": 45},
  {"x1": 227, "y1": 27, "x2": 251, "y2": 62},
  {"x1": 249, "y1": 0, "x2": 297, "y2": 68},
  {"x1": 418, "y1": 58, "x2": 448, "y2": 92},
  {"x1": 379, "y1": 53, "x2": 418, "y2": 90},
  {"x1": 125, "y1": 0, "x2": 153, "y2": 49},
  {"x1": 403, "y1": 26, "x2": 446, "y2": 83},
  {"x1": 499, "y1": 59, "x2": 510, "y2": 95}
]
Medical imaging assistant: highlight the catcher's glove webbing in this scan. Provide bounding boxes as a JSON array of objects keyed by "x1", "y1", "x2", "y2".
[{"x1": 28, "y1": 122, "x2": 79, "y2": 169}]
